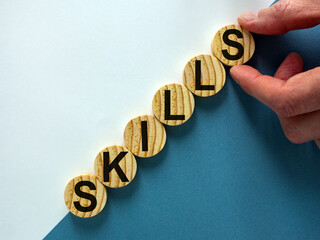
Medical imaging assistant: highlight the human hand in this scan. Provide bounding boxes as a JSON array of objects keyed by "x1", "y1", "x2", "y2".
[{"x1": 230, "y1": 0, "x2": 320, "y2": 148}]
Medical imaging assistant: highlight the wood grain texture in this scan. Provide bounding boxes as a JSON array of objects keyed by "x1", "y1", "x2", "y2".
[
  {"x1": 212, "y1": 24, "x2": 255, "y2": 66},
  {"x1": 64, "y1": 174, "x2": 107, "y2": 218},
  {"x1": 124, "y1": 115, "x2": 166, "y2": 158},
  {"x1": 183, "y1": 54, "x2": 226, "y2": 97},
  {"x1": 94, "y1": 145, "x2": 137, "y2": 188},
  {"x1": 152, "y1": 83, "x2": 195, "y2": 126}
]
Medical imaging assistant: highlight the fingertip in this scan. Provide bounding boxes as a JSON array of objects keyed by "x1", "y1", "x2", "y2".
[
  {"x1": 230, "y1": 66, "x2": 239, "y2": 84},
  {"x1": 274, "y1": 52, "x2": 304, "y2": 80},
  {"x1": 230, "y1": 65, "x2": 246, "y2": 84},
  {"x1": 289, "y1": 52, "x2": 304, "y2": 67},
  {"x1": 238, "y1": 2, "x2": 291, "y2": 35},
  {"x1": 229, "y1": 66, "x2": 284, "y2": 108},
  {"x1": 237, "y1": 11, "x2": 258, "y2": 32},
  {"x1": 287, "y1": 52, "x2": 303, "y2": 63},
  {"x1": 289, "y1": 52, "x2": 304, "y2": 73},
  {"x1": 230, "y1": 65, "x2": 261, "y2": 84},
  {"x1": 238, "y1": 11, "x2": 258, "y2": 23},
  {"x1": 230, "y1": 65, "x2": 250, "y2": 75},
  {"x1": 229, "y1": 66, "x2": 238, "y2": 78}
]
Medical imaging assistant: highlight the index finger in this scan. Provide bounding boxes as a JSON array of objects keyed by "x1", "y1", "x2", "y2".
[{"x1": 238, "y1": 0, "x2": 320, "y2": 35}]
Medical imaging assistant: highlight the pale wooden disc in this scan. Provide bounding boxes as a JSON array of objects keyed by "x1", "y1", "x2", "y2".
[
  {"x1": 94, "y1": 145, "x2": 137, "y2": 188},
  {"x1": 152, "y1": 83, "x2": 195, "y2": 126},
  {"x1": 64, "y1": 174, "x2": 107, "y2": 218},
  {"x1": 183, "y1": 54, "x2": 226, "y2": 97},
  {"x1": 212, "y1": 24, "x2": 255, "y2": 66},
  {"x1": 124, "y1": 115, "x2": 166, "y2": 158}
]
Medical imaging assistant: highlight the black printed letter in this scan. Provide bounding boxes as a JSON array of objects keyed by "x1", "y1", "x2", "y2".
[
  {"x1": 195, "y1": 60, "x2": 215, "y2": 91},
  {"x1": 73, "y1": 181, "x2": 97, "y2": 212},
  {"x1": 103, "y1": 152, "x2": 129, "y2": 182},
  {"x1": 222, "y1": 29, "x2": 244, "y2": 61},
  {"x1": 164, "y1": 90, "x2": 185, "y2": 120},
  {"x1": 141, "y1": 121, "x2": 148, "y2": 151}
]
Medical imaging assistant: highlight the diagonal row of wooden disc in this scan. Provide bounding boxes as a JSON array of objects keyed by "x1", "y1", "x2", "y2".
[{"x1": 64, "y1": 24, "x2": 255, "y2": 218}]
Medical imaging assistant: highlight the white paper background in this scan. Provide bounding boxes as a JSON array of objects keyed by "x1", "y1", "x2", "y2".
[{"x1": 0, "y1": 0, "x2": 271, "y2": 239}]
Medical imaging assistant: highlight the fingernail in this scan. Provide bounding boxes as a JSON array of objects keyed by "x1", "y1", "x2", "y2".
[{"x1": 239, "y1": 11, "x2": 258, "y2": 22}]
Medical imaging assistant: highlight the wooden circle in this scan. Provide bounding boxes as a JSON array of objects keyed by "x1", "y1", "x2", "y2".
[
  {"x1": 152, "y1": 83, "x2": 195, "y2": 126},
  {"x1": 64, "y1": 174, "x2": 107, "y2": 218},
  {"x1": 94, "y1": 145, "x2": 137, "y2": 188},
  {"x1": 124, "y1": 115, "x2": 166, "y2": 158},
  {"x1": 183, "y1": 54, "x2": 226, "y2": 97},
  {"x1": 211, "y1": 24, "x2": 255, "y2": 66}
]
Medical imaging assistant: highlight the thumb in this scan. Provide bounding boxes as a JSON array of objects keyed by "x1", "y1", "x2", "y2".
[
  {"x1": 238, "y1": 0, "x2": 320, "y2": 35},
  {"x1": 230, "y1": 65, "x2": 285, "y2": 110},
  {"x1": 231, "y1": 65, "x2": 320, "y2": 117}
]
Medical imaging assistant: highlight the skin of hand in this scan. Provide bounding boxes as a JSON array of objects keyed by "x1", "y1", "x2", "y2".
[{"x1": 230, "y1": 0, "x2": 320, "y2": 149}]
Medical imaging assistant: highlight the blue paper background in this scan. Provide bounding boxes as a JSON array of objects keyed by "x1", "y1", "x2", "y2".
[{"x1": 45, "y1": 6, "x2": 320, "y2": 240}]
